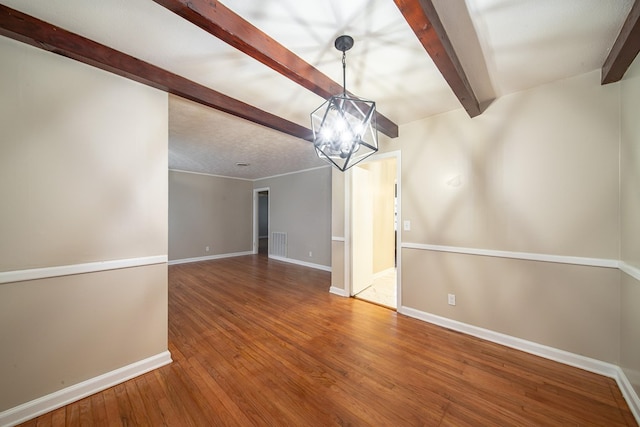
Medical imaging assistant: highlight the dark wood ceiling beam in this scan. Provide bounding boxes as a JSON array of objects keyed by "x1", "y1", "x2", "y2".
[
  {"x1": 151, "y1": 0, "x2": 399, "y2": 138},
  {"x1": 0, "y1": 5, "x2": 313, "y2": 141},
  {"x1": 394, "y1": 0, "x2": 482, "y2": 118},
  {"x1": 602, "y1": 0, "x2": 640, "y2": 84}
]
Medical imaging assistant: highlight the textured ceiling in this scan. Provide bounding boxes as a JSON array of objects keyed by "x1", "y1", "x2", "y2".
[
  {"x1": 169, "y1": 95, "x2": 327, "y2": 180},
  {"x1": 1, "y1": 0, "x2": 634, "y2": 179}
]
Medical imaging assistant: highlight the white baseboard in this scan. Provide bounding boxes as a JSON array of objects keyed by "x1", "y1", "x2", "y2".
[
  {"x1": 329, "y1": 286, "x2": 349, "y2": 297},
  {"x1": 398, "y1": 306, "x2": 640, "y2": 424},
  {"x1": 168, "y1": 251, "x2": 253, "y2": 265},
  {"x1": 268, "y1": 255, "x2": 331, "y2": 272},
  {"x1": 617, "y1": 368, "x2": 640, "y2": 423},
  {"x1": 0, "y1": 351, "x2": 172, "y2": 427}
]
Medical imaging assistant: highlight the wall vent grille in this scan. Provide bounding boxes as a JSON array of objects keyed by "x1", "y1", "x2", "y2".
[{"x1": 271, "y1": 232, "x2": 287, "y2": 257}]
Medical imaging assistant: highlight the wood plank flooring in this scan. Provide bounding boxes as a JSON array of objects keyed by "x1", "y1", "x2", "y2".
[{"x1": 20, "y1": 255, "x2": 637, "y2": 426}]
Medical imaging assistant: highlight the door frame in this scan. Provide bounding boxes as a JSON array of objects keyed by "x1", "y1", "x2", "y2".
[
  {"x1": 345, "y1": 150, "x2": 402, "y2": 306},
  {"x1": 253, "y1": 187, "x2": 270, "y2": 255}
]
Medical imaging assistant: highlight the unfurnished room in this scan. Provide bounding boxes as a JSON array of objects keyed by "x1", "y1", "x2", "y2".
[{"x1": 1, "y1": 0, "x2": 639, "y2": 425}]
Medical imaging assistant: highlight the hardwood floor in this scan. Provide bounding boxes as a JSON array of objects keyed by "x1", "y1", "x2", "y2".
[{"x1": 20, "y1": 255, "x2": 637, "y2": 426}]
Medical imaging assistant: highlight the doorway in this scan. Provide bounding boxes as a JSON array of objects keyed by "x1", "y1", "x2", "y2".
[
  {"x1": 253, "y1": 188, "x2": 269, "y2": 255},
  {"x1": 350, "y1": 154, "x2": 399, "y2": 309}
]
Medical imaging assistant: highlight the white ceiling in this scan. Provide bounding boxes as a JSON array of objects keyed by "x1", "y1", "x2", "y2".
[{"x1": 1, "y1": 0, "x2": 634, "y2": 179}]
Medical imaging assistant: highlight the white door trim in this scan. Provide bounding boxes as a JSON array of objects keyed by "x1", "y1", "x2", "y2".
[
  {"x1": 345, "y1": 150, "x2": 402, "y2": 306},
  {"x1": 253, "y1": 187, "x2": 270, "y2": 255}
]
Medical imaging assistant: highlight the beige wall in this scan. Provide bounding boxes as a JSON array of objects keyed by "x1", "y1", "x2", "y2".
[
  {"x1": 168, "y1": 170, "x2": 253, "y2": 261},
  {"x1": 400, "y1": 70, "x2": 619, "y2": 258},
  {"x1": 621, "y1": 58, "x2": 640, "y2": 268},
  {"x1": 0, "y1": 265, "x2": 167, "y2": 410},
  {"x1": 331, "y1": 170, "x2": 346, "y2": 290},
  {"x1": 0, "y1": 42, "x2": 168, "y2": 270},
  {"x1": 620, "y1": 56, "x2": 640, "y2": 394},
  {"x1": 397, "y1": 70, "x2": 621, "y2": 362},
  {"x1": 254, "y1": 167, "x2": 332, "y2": 267},
  {"x1": 331, "y1": 240, "x2": 346, "y2": 291},
  {"x1": 0, "y1": 37, "x2": 168, "y2": 411},
  {"x1": 332, "y1": 169, "x2": 346, "y2": 238},
  {"x1": 402, "y1": 250, "x2": 620, "y2": 361},
  {"x1": 621, "y1": 272, "x2": 640, "y2": 394},
  {"x1": 332, "y1": 70, "x2": 625, "y2": 363}
]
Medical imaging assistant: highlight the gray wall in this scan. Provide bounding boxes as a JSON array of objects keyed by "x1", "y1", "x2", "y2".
[
  {"x1": 254, "y1": 167, "x2": 332, "y2": 267},
  {"x1": 0, "y1": 37, "x2": 168, "y2": 411},
  {"x1": 168, "y1": 171, "x2": 253, "y2": 261}
]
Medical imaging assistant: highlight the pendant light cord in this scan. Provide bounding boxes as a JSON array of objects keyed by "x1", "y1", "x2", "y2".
[{"x1": 342, "y1": 50, "x2": 347, "y2": 96}]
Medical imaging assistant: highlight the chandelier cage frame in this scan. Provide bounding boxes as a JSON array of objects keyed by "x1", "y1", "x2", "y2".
[{"x1": 310, "y1": 35, "x2": 379, "y2": 172}]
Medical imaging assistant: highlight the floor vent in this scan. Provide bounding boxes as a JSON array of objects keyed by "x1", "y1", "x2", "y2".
[{"x1": 271, "y1": 232, "x2": 287, "y2": 257}]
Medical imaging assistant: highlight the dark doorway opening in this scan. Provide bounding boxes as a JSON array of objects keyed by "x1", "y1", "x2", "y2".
[{"x1": 258, "y1": 190, "x2": 269, "y2": 255}]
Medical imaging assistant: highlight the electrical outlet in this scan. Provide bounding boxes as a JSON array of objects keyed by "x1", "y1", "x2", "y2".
[
  {"x1": 448, "y1": 293, "x2": 456, "y2": 306},
  {"x1": 403, "y1": 220, "x2": 411, "y2": 231},
  {"x1": 205, "y1": 246, "x2": 210, "y2": 252},
  {"x1": 309, "y1": 251, "x2": 313, "y2": 257}
]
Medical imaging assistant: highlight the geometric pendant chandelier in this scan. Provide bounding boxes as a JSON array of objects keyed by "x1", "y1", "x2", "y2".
[{"x1": 311, "y1": 35, "x2": 378, "y2": 171}]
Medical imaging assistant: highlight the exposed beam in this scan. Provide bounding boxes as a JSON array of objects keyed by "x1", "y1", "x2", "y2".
[
  {"x1": 394, "y1": 0, "x2": 482, "y2": 118},
  {"x1": 0, "y1": 5, "x2": 313, "y2": 141},
  {"x1": 602, "y1": 0, "x2": 640, "y2": 84},
  {"x1": 151, "y1": 0, "x2": 399, "y2": 139}
]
